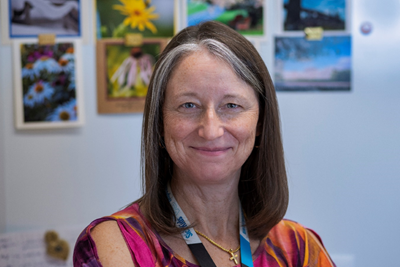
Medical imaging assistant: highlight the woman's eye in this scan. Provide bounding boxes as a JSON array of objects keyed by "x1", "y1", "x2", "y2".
[
  {"x1": 226, "y1": 103, "x2": 239, "y2": 109},
  {"x1": 182, "y1": 102, "x2": 196, "y2": 108}
]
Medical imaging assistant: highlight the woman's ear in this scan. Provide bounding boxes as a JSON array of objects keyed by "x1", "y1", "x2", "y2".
[
  {"x1": 256, "y1": 122, "x2": 262, "y2": 136},
  {"x1": 160, "y1": 117, "x2": 164, "y2": 137}
]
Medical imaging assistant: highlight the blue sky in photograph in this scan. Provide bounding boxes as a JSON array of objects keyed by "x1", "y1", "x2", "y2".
[
  {"x1": 284, "y1": 0, "x2": 346, "y2": 20},
  {"x1": 275, "y1": 36, "x2": 351, "y2": 80},
  {"x1": 283, "y1": 37, "x2": 350, "y2": 70}
]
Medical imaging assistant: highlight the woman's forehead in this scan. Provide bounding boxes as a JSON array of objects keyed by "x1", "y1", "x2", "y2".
[{"x1": 164, "y1": 51, "x2": 258, "y2": 103}]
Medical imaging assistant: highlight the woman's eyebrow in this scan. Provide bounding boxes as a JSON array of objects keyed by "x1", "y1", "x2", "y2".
[
  {"x1": 222, "y1": 94, "x2": 249, "y2": 101},
  {"x1": 222, "y1": 94, "x2": 241, "y2": 99},
  {"x1": 174, "y1": 92, "x2": 198, "y2": 98}
]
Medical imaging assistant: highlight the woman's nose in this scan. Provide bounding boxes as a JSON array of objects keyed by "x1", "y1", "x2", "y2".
[{"x1": 198, "y1": 108, "x2": 224, "y2": 140}]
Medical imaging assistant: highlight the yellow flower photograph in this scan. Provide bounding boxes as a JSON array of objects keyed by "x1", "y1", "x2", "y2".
[
  {"x1": 113, "y1": 0, "x2": 159, "y2": 33},
  {"x1": 96, "y1": 0, "x2": 174, "y2": 38}
]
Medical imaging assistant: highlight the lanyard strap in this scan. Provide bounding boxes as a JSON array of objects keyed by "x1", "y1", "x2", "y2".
[
  {"x1": 239, "y1": 205, "x2": 253, "y2": 267},
  {"x1": 166, "y1": 185, "x2": 254, "y2": 267}
]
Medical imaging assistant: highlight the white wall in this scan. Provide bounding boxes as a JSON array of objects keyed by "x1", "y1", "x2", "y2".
[
  {"x1": 0, "y1": 36, "x2": 6, "y2": 234},
  {"x1": 1, "y1": 0, "x2": 400, "y2": 266},
  {"x1": 0, "y1": 42, "x2": 143, "y2": 231}
]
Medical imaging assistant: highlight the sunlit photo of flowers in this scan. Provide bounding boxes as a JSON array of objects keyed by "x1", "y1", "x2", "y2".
[
  {"x1": 96, "y1": 0, "x2": 175, "y2": 38},
  {"x1": 97, "y1": 38, "x2": 167, "y2": 113},
  {"x1": 108, "y1": 45, "x2": 158, "y2": 98},
  {"x1": 186, "y1": 0, "x2": 264, "y2": 36},
  {"x1": 13, "y1": 40, "x2": 84, "y2": 129}
]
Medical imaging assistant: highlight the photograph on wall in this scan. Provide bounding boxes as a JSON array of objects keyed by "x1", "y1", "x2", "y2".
[
  {"x1": 13, "y1": 39, "x2": 84, "y2": 129},
  {"x1": 283, "y1": 0, "x2": 346, "y2": 31},
  {"x1": 5, "y1": 0, "x2": 81, "y2": 38},
  {"x1": 186, "y1": 0, "x2": 264, "y2": 36},
  {"x1": 274, "y1": 36, "x2": 351, "y2": 91},
  {"x1": 96, "y1": 0, "x2": 175, "y2": 38},
  {"x1": 97, "y1": 38, "x2": 168, "y2": 113}
]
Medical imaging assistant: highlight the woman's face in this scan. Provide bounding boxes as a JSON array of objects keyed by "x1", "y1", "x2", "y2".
[{"x1": 163, "y1": 50, "x2": 259, "y2": 185}]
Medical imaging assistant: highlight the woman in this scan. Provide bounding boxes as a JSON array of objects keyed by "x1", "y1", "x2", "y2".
[{"x1": 74, "y1": 21, "x2": 335, "y2": 267}]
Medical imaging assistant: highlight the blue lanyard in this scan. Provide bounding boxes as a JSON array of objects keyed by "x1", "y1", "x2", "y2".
[{"x1": 166, "y1": 185, "x2": 254, "y2": 267}]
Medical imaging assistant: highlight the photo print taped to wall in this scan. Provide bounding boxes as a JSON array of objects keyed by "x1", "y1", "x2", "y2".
[
  {"x1": 13, "y1": 39, "x2": 84, "y2": 129},
  {"x1": 5, "y1": 0, "x2": 81, "y2": 38},
  {"x1": 96, "y1": 38, "x2": 168, "y2": 113},
  {"x1": 274, "y1": 35, "x2": 351, "y2": 91},
  {"x1": 184, "y1": 0, "x2": 265, "y2": 38},
  {"x1": 282, "y1": 0, "x2": 347, "y2": 31},
  {"x1": 96, "y1": 0, "x2": 176, "y2": 38}
]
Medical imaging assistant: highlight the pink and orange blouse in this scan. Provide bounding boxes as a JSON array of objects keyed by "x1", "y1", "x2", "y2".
[{"x1": 73, "y1": 203, "x2": 335, "y2": 267}]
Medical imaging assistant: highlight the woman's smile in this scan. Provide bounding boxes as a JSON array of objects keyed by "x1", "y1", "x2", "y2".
[{"x1": 190, "y1": 146, "x2": 232, "y2": 157}]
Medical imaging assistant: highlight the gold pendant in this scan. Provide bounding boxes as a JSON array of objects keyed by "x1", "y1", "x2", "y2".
[
  {"x1": 194, "y1": 229, "x2": 240, "y2": 265},
  {"x1": 229, "y1": 249, "x2": 238, "y2": 265}
]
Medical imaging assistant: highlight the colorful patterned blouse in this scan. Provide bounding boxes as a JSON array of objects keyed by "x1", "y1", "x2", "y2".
[{"x1": 73, "y1": 203, "x2": 336, "y2": 267}]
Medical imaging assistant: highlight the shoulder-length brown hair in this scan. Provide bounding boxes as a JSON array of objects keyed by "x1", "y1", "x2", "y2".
[{"x1": 138, "y1": 21, "x2": 288, "y2": 239}]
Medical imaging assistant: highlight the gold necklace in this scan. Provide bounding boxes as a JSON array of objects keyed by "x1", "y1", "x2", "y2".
[{"x1": 194, "y1": 230, "x2": 240, "y2": 265}]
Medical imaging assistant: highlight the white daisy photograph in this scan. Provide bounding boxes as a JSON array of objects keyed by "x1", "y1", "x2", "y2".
[
  {"x1": 96, "y1": 38, "x2": 167, "y2": 113},
  {"x1": 13, "y1": 39, "x2": 84, "y2": 129}
]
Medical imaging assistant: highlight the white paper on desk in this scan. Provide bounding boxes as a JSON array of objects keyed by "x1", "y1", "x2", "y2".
[{"x1": 0, "y1": 226, "x2": 84, "y2": 267}]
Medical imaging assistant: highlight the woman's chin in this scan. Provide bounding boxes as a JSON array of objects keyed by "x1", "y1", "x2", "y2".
[{"x1": 180, "y1": 166, "x2": 240, "y2": 185}]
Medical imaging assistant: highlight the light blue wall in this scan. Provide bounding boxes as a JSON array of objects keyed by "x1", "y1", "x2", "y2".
[{"x1": 0, "y1": 0, "x2": 399, "y2": 266}]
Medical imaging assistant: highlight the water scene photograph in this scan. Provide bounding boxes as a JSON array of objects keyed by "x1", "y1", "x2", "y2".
[
  {"x1": 283, "y1": 0, "x2": 346, "y2": 31},
  {"x1": 274, "y1": 36, "x2": 351, "y2": 91}
]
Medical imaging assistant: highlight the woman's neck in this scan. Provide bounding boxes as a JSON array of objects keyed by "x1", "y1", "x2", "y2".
[{"x1": 170, "y1": 176, "x2": 240, "y2": 240}]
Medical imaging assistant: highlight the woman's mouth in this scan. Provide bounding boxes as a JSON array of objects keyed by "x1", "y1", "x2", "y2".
[{"x1": 190, "y1": 146, "x2": 231, "y2": 156}]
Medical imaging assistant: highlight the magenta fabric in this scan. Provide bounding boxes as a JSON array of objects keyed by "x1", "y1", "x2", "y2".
[{"x1": 73, "y1": 203, "x2": 335, "y2": 267}]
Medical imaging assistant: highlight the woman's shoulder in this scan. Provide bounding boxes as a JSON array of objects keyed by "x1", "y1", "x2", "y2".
[
  {"x1": 73, "y1": 203, "x2": 158, "y2": 267},
  {"x1": 269, "y1": 218, "x2": 312, "y2": 237},
  {"x1": 90, "y1": 220, "x2": 134, "y2": 266},
  {"x1": 260, "y1": 219, "x2": 336, "y2": 267},
  {"x1": 74, "y1": 203, "x2": 148, "y2": 247}
]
